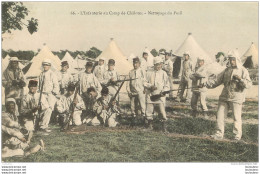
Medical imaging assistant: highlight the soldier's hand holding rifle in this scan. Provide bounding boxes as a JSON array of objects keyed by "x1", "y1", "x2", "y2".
[
  {"x1": 233, "y1": 75, "x2": 241, "y2": 81},
  {"x1": 32, "y1": 105, "x2": 42, "y2": 113},
  {"x1": 150, "y1": 86, "x2": 157, "y2": 92}
]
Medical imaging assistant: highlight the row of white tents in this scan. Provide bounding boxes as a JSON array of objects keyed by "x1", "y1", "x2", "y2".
[{"x1": 2, "y1": 33, "x2": 258, "y2": 79}]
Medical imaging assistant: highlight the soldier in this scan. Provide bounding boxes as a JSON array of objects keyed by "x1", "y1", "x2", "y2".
[
  {"x1": 57, "y1": 61, "x2": 74, "y2": 95},
  {"x1": 56, "y1": 83, "x2": 85, "y2": 129},
  {"x1": 162, "y1": 52, "x2": 174, "y2": 98},
  {"x1": 78, "y1": 62, "x2": 102, "y2": 98},
  {"x1": 93, "y1": 57, "x2": 106, "y2": 83},
  {"x1": 127, "y1": 57, "x2": 147, "y2": 123},
  {"x1": 101, "y1": 59, "x2": 119, "y2": 98},
  {"x1": 2, "y1": 98, "x2": 44, "y2": 158},
  {"x1": 140, "y1": 51, "x2": 148, "y2": 72},
  {"x1": 145, "y1": 56, "x2": 170, "y2": 132},
  {"x1": 176, "y1": 51, "x2": 193, "y2": 103},
  {"x1": 2, "y1": 57, "x2": 26, "y2": 112},
  {"x1": 206, "y1": 52, "x2": 252, "y2": 140},
  {"x1": 82, "y1": 87, "x2": 100, "y2": 126},
  {"x1": 21, "y1": 80, "x2": 52, "y2": 133},
  {"x1": 93, "y1": 87, "x2": 119, "y2": 127},
  {"x1": 190, "y1": 57, "x2": 208, "y2": 118},
  {"x1": 38, "y1": 59, "x2": 60, "y2": 127}
]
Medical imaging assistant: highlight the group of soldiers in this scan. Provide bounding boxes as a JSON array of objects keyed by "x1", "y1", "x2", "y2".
[{"x1": 2, "y1": 49, "x2": 252, "y2": 158}]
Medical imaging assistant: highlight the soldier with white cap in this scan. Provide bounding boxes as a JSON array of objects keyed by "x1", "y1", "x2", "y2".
[
  {"x1": 2, "y1": 98, "x2": 45, "y2": 158},
  {"x1": 145, "y1": 56, "x2": 170, "y2": 132},
  {"x1": 190, "y1": 57, "x2": 208, "y2": 118},
  {"x1": 2, "y1": 57, "x2": 26, "y2": 112},
  {"x1": 127, "y1": 57, "x2": 148, "y2": 124},
  {"x1": 38, "y1": 59, "x2": 60, "y2": 131},
  {"x1": 176, "y1": 51, "x2": 194, "y2": 103},
  {"x1": 206, "y1": 51, "x2": 252, "y2": 141},
  {"x1": 93, "y1": 57, "x2": 107, "y2": 82},
  {"x1": 162, "y1": 52, "x2": 174, "y2": 98},
  {"x1": 57, "y1": 61, "x2": 74, "y2": 95}
]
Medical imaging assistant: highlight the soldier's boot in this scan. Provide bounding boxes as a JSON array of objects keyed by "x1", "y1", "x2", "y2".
[
  {"x1": 147, "y1": 120, "x2": 153, "y2": 131},
  {"x1": 203, "y1": 111, "x2": 209, "y2": 119},
  {"x1": 191, "y1": 110, "x2": 197, "y2": 117},
  {"x1": 130, "y1": 115, "x2": 136, "y2": 127},
  {"x1": 24, "y1": 139, "x2": 45, "y2": 156}
]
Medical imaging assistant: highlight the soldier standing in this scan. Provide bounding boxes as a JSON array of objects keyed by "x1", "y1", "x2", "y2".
[
  {"x1": 176, "y1": 52, "x2": 193, "y2": 103},
  {"x1": 21, "y1": 80, "x2": 52, "y2": 133},
  {"x1": 57, "y1": 61, "x2": 74, "y2": 95},
  {"x1": 190, "y1": 57, "x2": 208, "y2": 118},
  {"x1": 93, "y1": 57, "x2": 106, "y2": 83},
  {"x1": 56, "y1": 83, "x2": 85, "y2": 129},
  {"x1": 162, "y1": 52, "x2": 174, "y2": 98},
  {"x1": 140, "y1": 52, "x2": 148, "y2": 72},
  {"x1": 2, "y1": 57, "x2": 26, "y2": 112},
  {"x1": 38, "y1": 59, "x2": 60, "y2": 129},
  {"x1": 78, "y1": 62, "x2": 102, "y2": 98},
  {"x1": 127, "y1": 57, "x2": 147, "y2": 124},
  {"x1": 145, "y1": 57, "x2": 170, "y2": 132},
  {"x1": 207, "y1": 52, "x2": 252, "y2": 140}
]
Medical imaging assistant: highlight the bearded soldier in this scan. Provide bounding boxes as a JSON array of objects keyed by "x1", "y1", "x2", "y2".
[
  {"x1": 57, "y1": 61, "x2": 74, "y2": 95},
  {"x1": 56, "y1": 83, "x2": 85, "y2": 129},
  {"x1": 38, "y1": 59, "x2": 60, "y2": 128},
  {"x1": 162, "y1": 52, "x2": 174, "y2": 98},
  {"x1": 190, "y1": 57, "x2": 208, "y2": 118},
  {"x1": 21, "y1": 80, "x2": 52, "y2": 133},
  {"x1": 2, "y1": 57, "x2": 26, "y2": 112},
  {"x1": 2, "y1": 98, "x2": 44, "y2": 158},
  {"x1": 127, "y1": 57, "x2": 148, "y2": 124},
  {"x1": 93, "y1": 57, "x2": 106, "y2": 83},
  {"x1": 79, "y1": 62, "x2": 102, "y2": 98},
  {"x1": 101, "y1": 59, "x2": 119, "y2": 98},
  {"x1": 207, "y1": 52, "x2": 252, "y2": 141},
  {"x1": 145, "y1": 57, "x2": 170, "y2": 132}
]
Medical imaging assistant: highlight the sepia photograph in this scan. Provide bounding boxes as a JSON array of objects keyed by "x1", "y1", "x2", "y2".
[{"x1": 1, "y1": 1, "x2": 259, "y2": 173}]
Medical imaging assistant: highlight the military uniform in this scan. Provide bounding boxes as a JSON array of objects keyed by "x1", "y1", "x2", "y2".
[
  {"x1": 93, "y1": 64, "x2": 106, "y2": 82},
  {"x1": 57, "y1": 70, "x2": 74, "y2": 95},
  {"x1": 190, "y1": 59, "x2": 208, "y2": 116},
  {"x1": 146, "y1": 58, "x2": 170, "y2": 121},
  {"x1": 127, "y1": 64, "x2": 147, "y2": 117},
  {"x1": 177, "y1": 56, "x2": 193, "y2": 102},
  {"x1": 56, "y1": 93, "x2": 85, "y2": 126},
  {"x1": 78, "y1": 72, "x2": 102, "y2": 97},
  {"x1": 140, "y1": 57, "x2": 148, "y2": 72},
  {"x1": 163, "y1": 57, "x2": 174, "y2": 98},
  {"x1": 207, "y1": 53, "x2": 252, "y2": 140},
  {"x1": 102, "y1": 69, "x2": 119, "y2": 98}
]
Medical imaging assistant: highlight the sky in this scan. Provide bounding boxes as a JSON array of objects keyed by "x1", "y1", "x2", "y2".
[{"x1": 2, "y1": 2, "x2": 258, "y2": 58}]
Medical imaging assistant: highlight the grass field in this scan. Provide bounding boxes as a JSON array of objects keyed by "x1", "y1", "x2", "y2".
[{"x1": 3, "y1": 98, "x2": 259, "y2": 162}]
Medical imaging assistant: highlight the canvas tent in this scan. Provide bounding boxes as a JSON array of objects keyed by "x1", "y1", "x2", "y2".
[
  {"x1": 74, "y1": 56, "x2": 87, "y2": 71},
  {"x1": 241, "y1": 42, "x2": 258, "y2": 69},
  {"x1": 62, "y1": 52, "x2": 78, "y2": 74},
  {"x1": 25, "y1": 45, "x2": 61, "y2": 77},
  {"x1": 173, "y1": 33, "x2": 214, "y2": 78},
  {"x1": 96, "y1": 38, "x2": 132, "y2": 75}
]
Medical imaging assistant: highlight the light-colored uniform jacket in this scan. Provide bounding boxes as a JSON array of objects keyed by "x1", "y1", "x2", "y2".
[
  {"x1": 2, "y1": 66, "x2": 26, "y2": 100},
  {"x1": 56, "y1": 93, "x2": 85, "y2": 114},
  {"x1": 190, "y1": 65, "x2": 208, "y2": 93},
  {"x1": 57, "y1": 70, "x2": 74, "y2": 94},
  {"x1": 163, "y1": 59, "x2": 173, "y2": 76},
  {"x1": 181, "y1": 59, "x2": 193, "y2": 81},
  {"x1": 39, "y1": 70, "x2": 60, "y2": 95},
  {"x1": 102, "y1": 70, "x2": 119, "y2": 97},
  {"x1": 140, "y1": 58, "x2": 148, "y2": 72},
  {"x1": 207, "y1": 58, "x2": 252, "y2": 104},
  {"x1": 93, "y1": 65, "x2": 106, "y2": 82},
  {"x1": 78, "y1": 72, "x2": 102, "y2": 96},
  {"x1": 146, "y1": 69, "x2": 170, "y2": 103},
  {"x1": 127, "y1": 67, "x2": 148, "y2": 95}
]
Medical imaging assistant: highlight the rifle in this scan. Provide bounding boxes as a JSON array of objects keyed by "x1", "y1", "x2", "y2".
[
  {"x1": 150, "y1": 87, "x2": 202, "y2": 102},
  {"x1": 35, "y1": 74, "x2": 45, "y2": 131},
  {"x1": 64, "y1": 82, "x2": 80, "y2": 130},
  {"x1": 104, "y1": 78, "x2": 138, "y2": 87}
]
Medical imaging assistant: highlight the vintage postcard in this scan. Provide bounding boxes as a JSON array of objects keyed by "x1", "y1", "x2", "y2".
[{"x1": 1, "y1": 1, "x2": 258, "y2": 173}]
